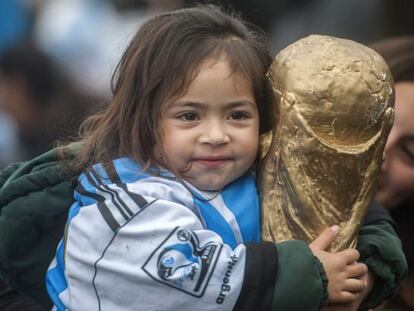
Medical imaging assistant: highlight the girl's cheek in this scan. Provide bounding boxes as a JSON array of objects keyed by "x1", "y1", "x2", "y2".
[{"x1": 152, "y1": 139, "x2": 165, "y2": 164}]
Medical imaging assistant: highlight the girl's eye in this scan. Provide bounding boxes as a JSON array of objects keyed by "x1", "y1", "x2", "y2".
[
  {"x1": 178, "y1": 112, "x2": 199, "y2": 121},
  {"x1": 229, "y1": 111, "x2": 249, "y2": 120}
]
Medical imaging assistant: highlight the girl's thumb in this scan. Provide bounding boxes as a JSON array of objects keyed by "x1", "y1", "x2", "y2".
[{"x1": 309, "y1": 225, "x2": 339, "y2": 251}]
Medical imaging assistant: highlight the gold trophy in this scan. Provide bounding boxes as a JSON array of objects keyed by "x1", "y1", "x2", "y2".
[{"x1": 259, "y1": 35, "x2": 394, "y2": 251}]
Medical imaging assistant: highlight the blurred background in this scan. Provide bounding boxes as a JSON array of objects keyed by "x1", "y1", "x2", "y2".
[
  {"x1": 1, "y1": 1, "x2": 414, "y2": 310},
  {"x1": 1, "y1": 0, "x2": 414, "y2": 169}
]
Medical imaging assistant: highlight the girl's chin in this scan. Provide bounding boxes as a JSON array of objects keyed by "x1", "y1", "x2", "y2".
[
  {"x1": 181, "y1": 174, "x2": 229, "y2": 192},
  {"x1": 180, "y1": 176, "x2": 223, "y2": 192},
  {"x1": 194, "y1": 183, "x2": 223, "y2": 192}
]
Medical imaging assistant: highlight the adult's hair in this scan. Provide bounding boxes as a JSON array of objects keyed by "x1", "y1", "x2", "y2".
[
  {"x1": 68, "y1": 4, "x2": 274, "y2": 175},
  {"x1": 370, "y1": 36, "x2": 414, "y2": 82}
]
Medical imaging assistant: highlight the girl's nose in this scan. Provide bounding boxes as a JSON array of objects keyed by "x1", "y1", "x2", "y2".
[{"x1": 199, "y1": 121, "x2": 230, "y2": 145}]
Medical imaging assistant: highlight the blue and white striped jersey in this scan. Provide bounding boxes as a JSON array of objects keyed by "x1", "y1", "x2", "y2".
[{"x1": 46, "y1": 158, "x2": 277, "y2": 311}]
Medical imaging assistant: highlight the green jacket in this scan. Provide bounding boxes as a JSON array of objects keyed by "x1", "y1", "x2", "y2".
[
  {"x1": 0, "y1": 148, "x2": 76, "y2": 308},
  {"x1": 0, "y1": 148, "x2": 408, "y2": 310}
]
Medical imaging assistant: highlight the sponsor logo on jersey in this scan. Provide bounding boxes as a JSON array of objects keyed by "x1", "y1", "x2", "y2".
[
  {"x1": 142, "y1": 227, "x2": 222, "y2": 297},
  {"x1": 216, "y1": 254, "x2": 238, "y2": 304}
]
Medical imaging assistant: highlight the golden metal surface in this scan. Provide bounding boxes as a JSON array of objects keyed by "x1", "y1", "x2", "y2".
[{"x1": 259, "y1": 35, "x2": 394, "y2": 251}]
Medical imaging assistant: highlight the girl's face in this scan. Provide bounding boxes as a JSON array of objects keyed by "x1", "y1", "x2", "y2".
[
  {"x1": 376, "y1": 82, "x2": 414, "y2": 208},
  {"x1": 157, "y1": 56, "x2": 259, "y2": 191}
]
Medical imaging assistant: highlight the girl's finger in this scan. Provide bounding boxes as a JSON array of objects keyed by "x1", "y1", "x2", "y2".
[
  {"x1": 338, "y1": 248, "x2": 360, "y2": 264},
  {"x1": 346, "y1": 263, "x2": 368, "y2": 278},
  {"x1": 343, "y1": 278, "x2": 366, "y2": 293},
  {"x1": 335, "y1": 291, "x2": 359, "y2": 304}
]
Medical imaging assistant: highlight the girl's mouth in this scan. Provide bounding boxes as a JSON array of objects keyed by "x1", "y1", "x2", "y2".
[{"x1": 194, "y1": 158, "x2": 230, "y2": 168}]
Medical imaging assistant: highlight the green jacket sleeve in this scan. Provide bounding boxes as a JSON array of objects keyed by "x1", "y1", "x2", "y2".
[
  {"x1": 0, "y1": 146, "x2": 78, "y2": 308},
  {"x1": 357, "y1": 220, "x2": 408, "y2": 310},
  {"x1": 271, "y1": 240, "x2": 328, "y2": 311}
]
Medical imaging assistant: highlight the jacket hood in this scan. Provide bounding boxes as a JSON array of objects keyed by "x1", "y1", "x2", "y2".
[{"x1": 0, "y1": 146, "x2": 78, "y2": 307}]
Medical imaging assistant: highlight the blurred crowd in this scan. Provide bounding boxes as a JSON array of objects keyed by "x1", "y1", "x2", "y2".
[
  {"x1": 2, "y1": 0, "x2": 414, "y2": 169},
  {"x1": 1, "y1": 0, "x2": 414, "y2": 310}
]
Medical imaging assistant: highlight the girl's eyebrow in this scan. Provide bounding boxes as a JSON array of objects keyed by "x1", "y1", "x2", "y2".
[
  {"x1": 169, "y1": 100, "x2": 256, "y2": 109},
  {"x1": 226, "y1": 101, "x2": 257, "y2": 109}
]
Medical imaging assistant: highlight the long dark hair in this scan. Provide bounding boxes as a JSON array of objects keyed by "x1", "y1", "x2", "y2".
[{"x1": 64, "y1": 5, "x2": 274, "y2": 175}]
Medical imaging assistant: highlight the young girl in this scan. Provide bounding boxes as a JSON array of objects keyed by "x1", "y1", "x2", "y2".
[{"x1": 45, "y1": 5, "x2": 402, "y2": 311}]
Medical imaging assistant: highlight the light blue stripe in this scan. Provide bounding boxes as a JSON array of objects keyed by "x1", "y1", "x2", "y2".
[
  {"x1": 66, "y1": 201, "x2": 84, "y2": 224},
  {"x1": 113, "y1": 158, "x2": 176, "y2": 184},
  {"x1": 68, "y1": 178, "x2": 99, "y2": 226},
  {"x1": 73, "y1": 191, "x2": 96, "y2": 208},
  {"x1": 78, "y1": 172, "x2": 99, "y2": 194},
  {"x1": 193, "y1": 197, "x2": 237, "y2": 249},
  {"x1": 221, "y1": 173, "x2": 260, "y2": 243},
  {"x1": 75, "y1": 172, "x2": 103, "y2": 207},
  {"x1": 113, "y1": 158, "x2": 150, "y2": 184},
  {"x1": 46, "y1": 242, "x2": 68, "y2": 311},
  {"x1": 92, "y1": 163, "x2": 111, "y2": 184}
]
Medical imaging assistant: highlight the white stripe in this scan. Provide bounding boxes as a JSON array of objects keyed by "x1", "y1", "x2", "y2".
[
  {"x1": 98, "y1": 185, "x2": 129, "y2": 215},
  {"x1": 58, "y1": 289, "x2": 70, "y2": 310},
  {"x1": 95, "y1": 184, "x2": 143, "y2": 227},
  {"x1": 108, "y1": 184, "x2": 141, "y2": 215},
  {"x1": 130, "y1": 177, "x2": 206, "y2": 226},
  {"x1": 48, "y1": 256, "x2": 57, "y2": 271},
  {"x1": 187, "y1": 184, "x2": 243, "y2": 244},
  {"x1": 209, "y1": 194, "x2": 244, "y2": 244}
]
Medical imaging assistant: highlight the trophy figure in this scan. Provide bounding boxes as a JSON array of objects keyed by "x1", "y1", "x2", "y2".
[{"x1": 259, "y1": 35, "x2": 394, "y2": 251}]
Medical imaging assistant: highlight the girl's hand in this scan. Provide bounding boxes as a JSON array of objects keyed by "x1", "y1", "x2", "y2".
[
  {"x1": 322, "y1": 272, "x2": 374, "y2": 311},
  {"x1": 309, "y1": 227, "x2": 368, "y2": 304}
]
